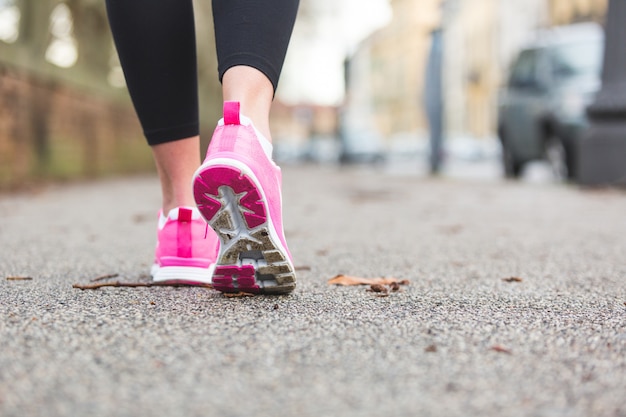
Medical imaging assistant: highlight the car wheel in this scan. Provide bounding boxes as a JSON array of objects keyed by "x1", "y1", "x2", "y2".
[
  {"x1": 501, "y1": 140, "x2": 523, "y2": 178},
  {"x1": 545, "y1": 135, "x2": 569, "y2": 182}
]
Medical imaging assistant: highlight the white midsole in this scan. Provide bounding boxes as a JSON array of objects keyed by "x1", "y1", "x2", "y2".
[{"x1": 151, "y1": 263, "x2": 216, "y2": 284}]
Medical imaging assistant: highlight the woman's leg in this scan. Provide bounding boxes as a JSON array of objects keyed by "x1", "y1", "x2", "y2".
[
  {"x1": 106, "y1": 0, "x2": 299, "y2": 288},
  {"x1": 105, "y1": 0, "x2": 200, "y2": 213},
  {"x1": 106, "y1": 0, "x2": 218, "y2": 286},
  {"x1": 151, "y1": 137, "x2": 200, "y2": 212},
  {"x1": 221, "y1": 66, "x2": 274, "y2": 142},
  {"x1": 212, "y1": 0, "x2": 300, "y2": 140},
  {"x1": 192, "y1": 0, "x2": 300, "y2": 294}
]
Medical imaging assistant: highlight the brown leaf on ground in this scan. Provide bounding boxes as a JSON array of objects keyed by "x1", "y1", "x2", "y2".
[
  {"x1": 132, "y1": 213, "x2": 151, "y2": 223},
  {"x1": 368, "y1": 284, "x2": 388, "y2": 293},
  {"x1": 223, "y1": 292, "x2": 255, "y2": 298},
  {"x1": 438, "y1": 224, "x2": 464, "y2": 235},
  {"x1": 502, "y1": 277, "x2": 523, "y2": 283},
  {"x1": 6, "y1": 276, "x2": 33, "y2": 281},
  {"x1": 328, "y1": 275, "x2": 408, "y2": 286},
  {"x1": 490, "y1": 345, "x2": 512, "y2": 354},
  {"x1": 425, "y1": 344, "x2": 437, "y2": 353},
  {"x1": 389, "y1": 282, "x2": 401, "y2": 292}
]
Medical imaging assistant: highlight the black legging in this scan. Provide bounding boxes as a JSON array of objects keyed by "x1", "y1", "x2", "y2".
[{"x1": 105, "y1": 0, "x2": 299, "y2": 145}]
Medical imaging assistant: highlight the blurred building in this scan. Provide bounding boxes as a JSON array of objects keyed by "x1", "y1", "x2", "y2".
[
  {"x1": 270, "y1": 100, "x2": 339, "y2": 162},
  {"x1": 271, "y1": 101, "x2": 338, "y2": 143},
  {"x1": 343, "y1": 0, "x2": 608, "y2": 147},
  {"x1": 548, "y1": 0, "x2": 607, "y2": 25},
  {"x1": 343, "y1": 0, "x2": 441, "y2": 143}
]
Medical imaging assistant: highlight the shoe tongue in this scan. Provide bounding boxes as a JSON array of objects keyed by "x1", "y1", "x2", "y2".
[{"x1": 224, "y1": 101, "x2": 241, "y2": 125}]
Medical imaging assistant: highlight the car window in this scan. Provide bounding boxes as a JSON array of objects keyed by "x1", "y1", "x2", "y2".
[
  {"x1": 550, "y1": 39, "x2": 602, "y2": 80},
  {"x1": 509, "y1": 50, "x2": 538, "y2": 88}
]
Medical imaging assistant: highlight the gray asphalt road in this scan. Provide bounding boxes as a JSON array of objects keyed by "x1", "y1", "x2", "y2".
[{"x1": 1, "y1": 165, "x2": 625, "y2": 417}]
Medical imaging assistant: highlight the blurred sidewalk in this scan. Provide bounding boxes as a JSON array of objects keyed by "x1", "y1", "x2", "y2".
[{"x1": 1, "y1": 165, "x2": 625, "y2": 417}]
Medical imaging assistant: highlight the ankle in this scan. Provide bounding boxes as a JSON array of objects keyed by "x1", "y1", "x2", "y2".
[
  {"x1": 247, "y1": 117, "x2": 271, "y2": 142},
  {"x1": 162, "y1": 201, "x2": 195, "y2": 215},
  {"x1": 222, "y1": 66, "x2": 274, "y2": 141}
]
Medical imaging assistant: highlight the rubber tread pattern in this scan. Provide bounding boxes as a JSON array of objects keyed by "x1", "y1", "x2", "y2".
[{"x1": 194, "y1": 165, "x2": 296, "y2": 294}]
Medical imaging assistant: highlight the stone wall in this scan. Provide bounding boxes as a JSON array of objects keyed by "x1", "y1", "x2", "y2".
[{"x1": 0, "y1": 63, "x2": 152, "y2": 189}]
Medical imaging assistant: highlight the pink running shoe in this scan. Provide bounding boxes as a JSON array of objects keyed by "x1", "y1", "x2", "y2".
[
  {"x1": 192, "y1": 101, "x2": 296, "y2": 294},
  {"x1": 151, "y1": 206, "x2": 219, "y2": 284}
]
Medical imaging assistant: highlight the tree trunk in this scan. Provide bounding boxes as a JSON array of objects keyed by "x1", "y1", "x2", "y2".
[{"x1": 66, "y1": 0, "x2": 111, "y2": 83}]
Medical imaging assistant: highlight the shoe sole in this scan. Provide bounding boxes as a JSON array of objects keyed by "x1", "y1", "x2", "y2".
[{"x1": 193, "y1": 161, "x2": 296, "y2": 295}]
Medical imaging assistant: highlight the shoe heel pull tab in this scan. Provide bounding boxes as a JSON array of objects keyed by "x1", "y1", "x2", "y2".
[
  {"x1": 224, "y1": 101, "x2": 241, "y2": 125},
  {"x1": 178, "y1": 207, "x2": 192, "y2": 223}
]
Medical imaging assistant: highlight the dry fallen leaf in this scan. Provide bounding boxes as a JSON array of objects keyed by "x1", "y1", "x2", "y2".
[
  {"x1": 368, "y1": 284, "x2": 388, "y2": 293},
  {"x1": 132, "y1": 213, "x2": 151, "y2": 223},
  {"x1": 223, "y1": 292, "x2": 255, "y2": 298},
  {"x1": 438, "y1": 224, "x2": 464, "y2": 235},
  {"x1": 502, "y1": 277, "x2": 523, "y2": 283},
  {"x1": 328, "y1": 275, "x2": 408, "y2": 286},
  {"x1": 425, "y1": 344, "x2": 437, "y2": 353},
  {"x1": 490, "y1": 345, "x2": 512, "y2": 354},
  {"x1": 6, "y1": 276, "x2": 33, "y2": 281}
]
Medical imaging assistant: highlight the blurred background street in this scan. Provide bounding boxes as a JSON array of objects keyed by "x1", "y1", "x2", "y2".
[{"x1": 0, "y1": 0, "x2": 615, "y2": 188}]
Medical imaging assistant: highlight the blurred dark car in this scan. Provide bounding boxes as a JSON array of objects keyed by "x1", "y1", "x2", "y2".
[{"x1": 497, "y1": 22, "x2": 604, "y2": 180}]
